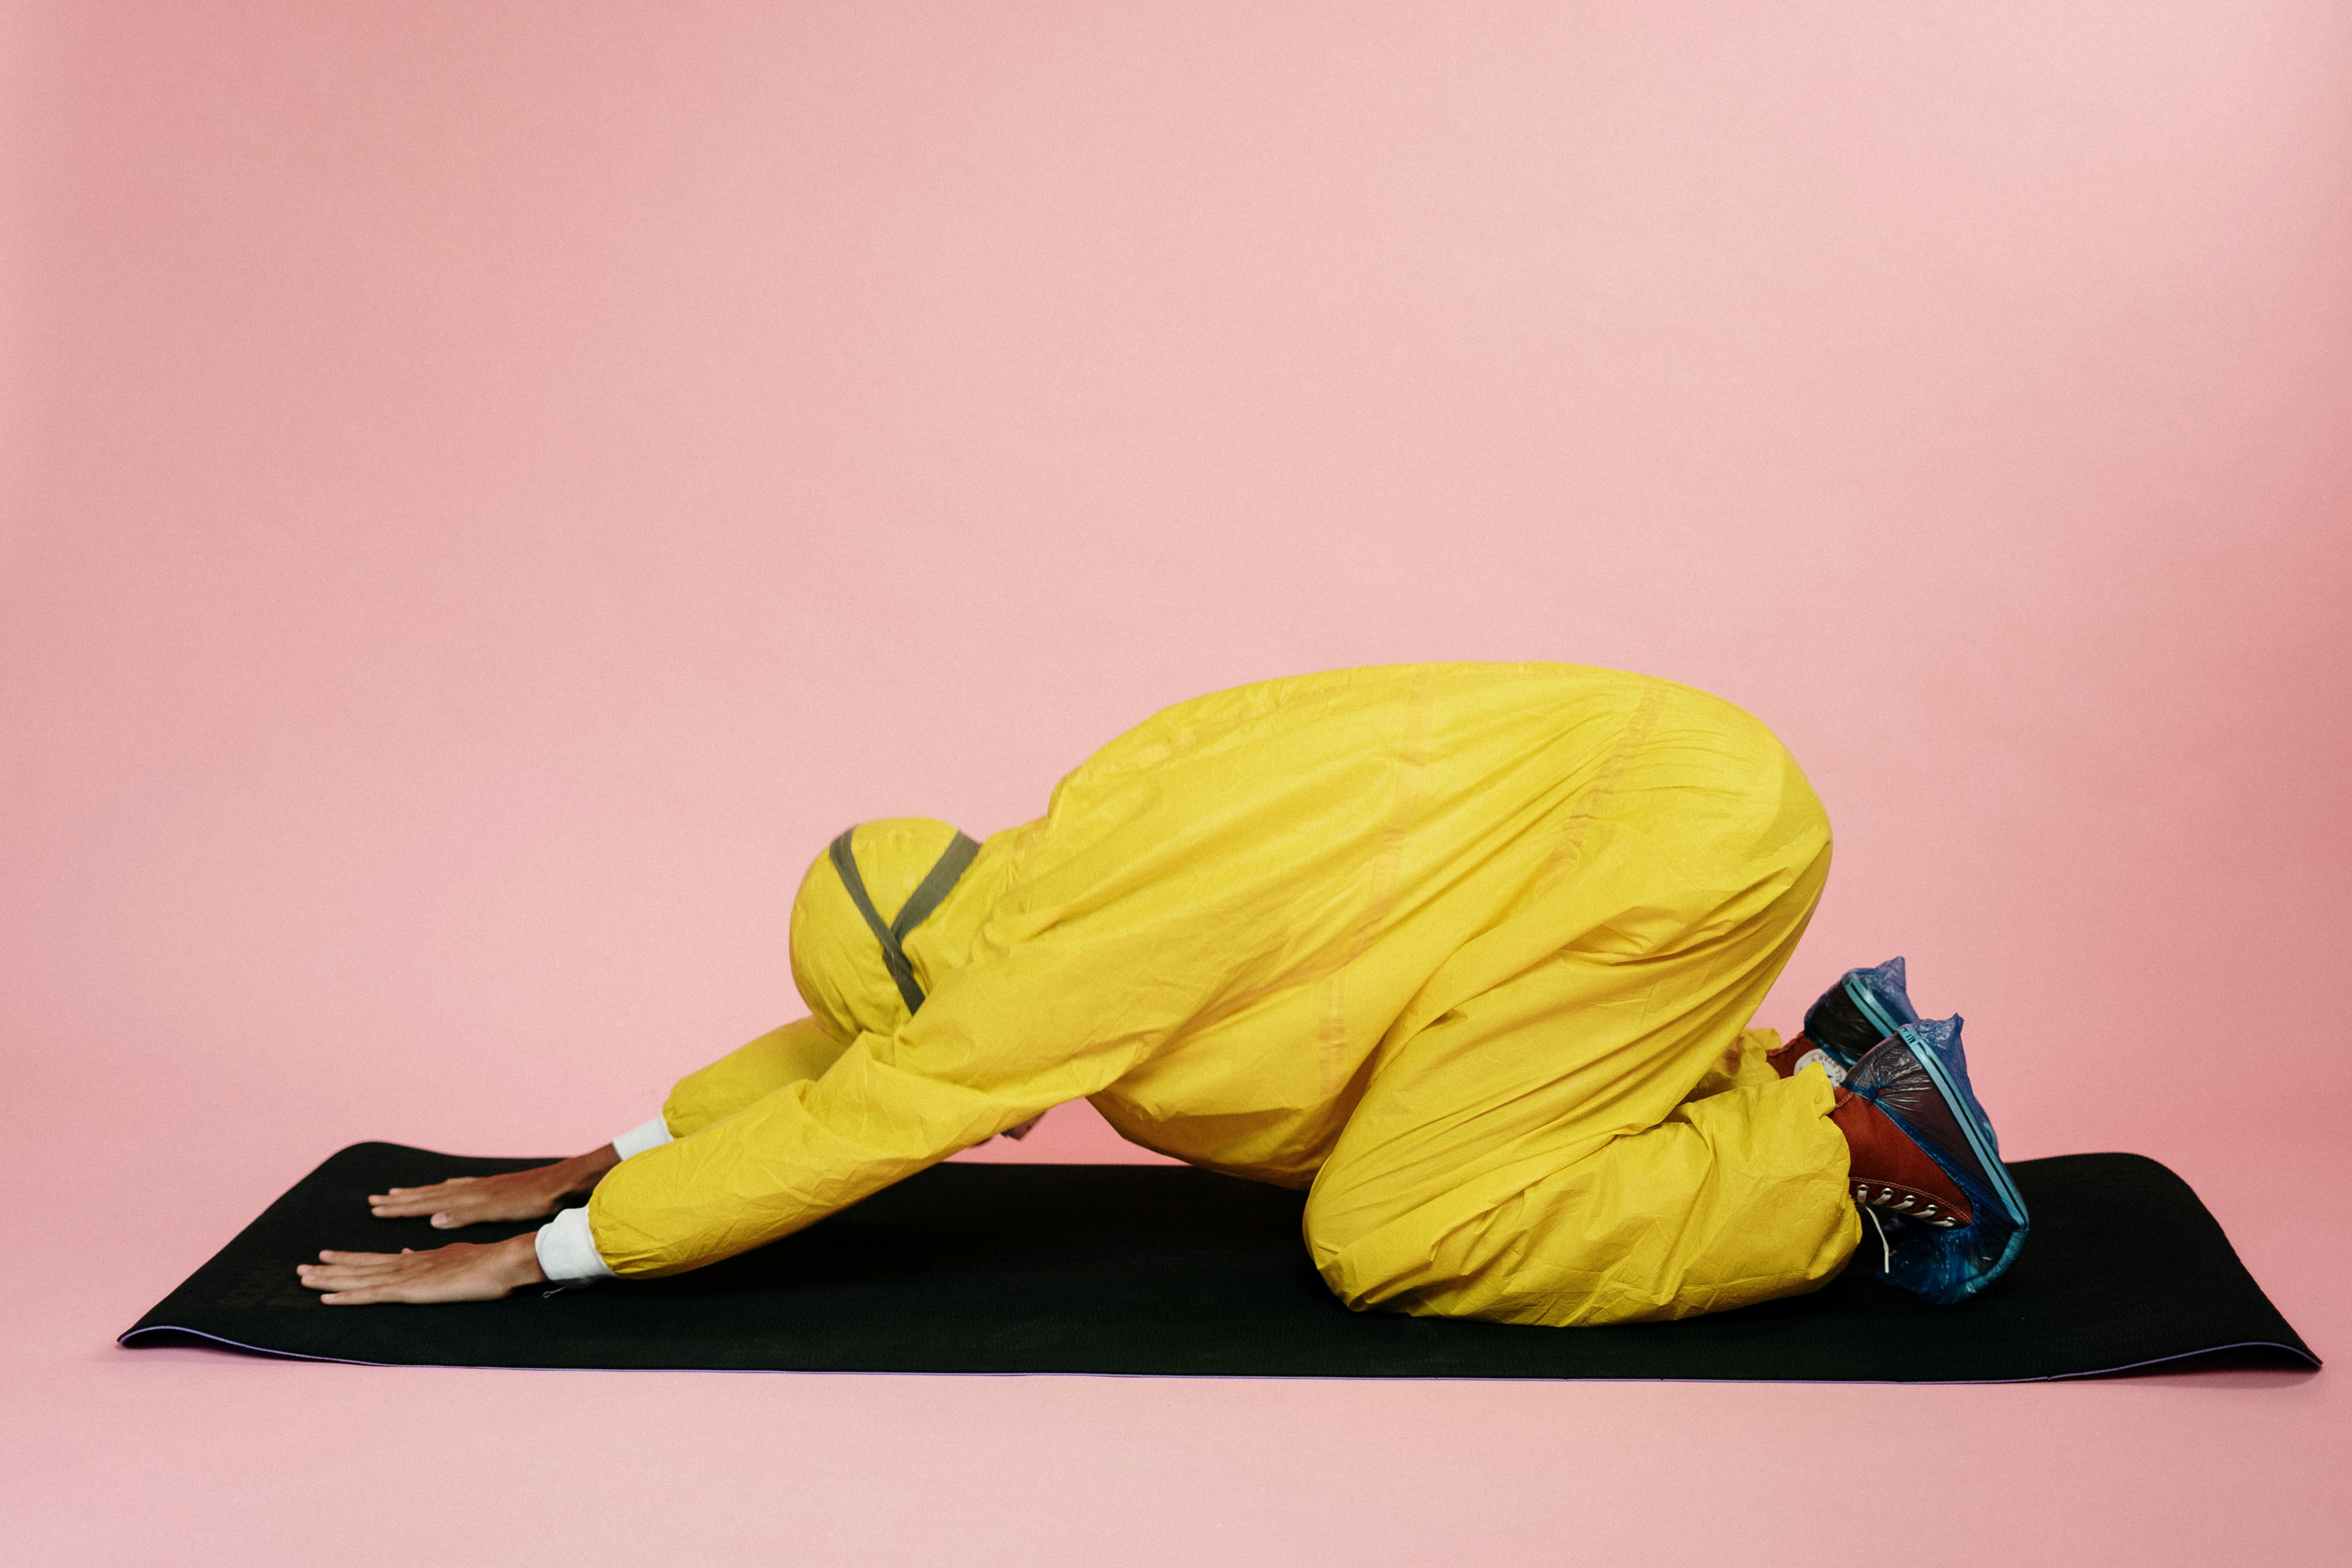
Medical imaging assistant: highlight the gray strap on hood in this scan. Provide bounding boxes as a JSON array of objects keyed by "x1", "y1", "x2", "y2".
[{"x1": 827, "y1": 828, "x2": 981, "y2": 1015}]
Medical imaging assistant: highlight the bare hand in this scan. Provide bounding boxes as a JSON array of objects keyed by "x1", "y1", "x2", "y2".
[
  {"x1": 297, "y1": 1233, "x2": 546, "y2": 1305},
  {"x1": 368, "y1": 1145, "x2": 621, "y2": 1229}
]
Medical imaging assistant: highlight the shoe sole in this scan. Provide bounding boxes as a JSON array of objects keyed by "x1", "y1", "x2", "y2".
[
  {"x1": 1895, "y1": 1021, "x2": 2030, "y2": 1235},
  {"x1": 1845, "y1": 970, "x2": 1912, "y2": 1042},
  {"x1": 1807, "y1": 960, "x2": 1921, "y2": 1072}
]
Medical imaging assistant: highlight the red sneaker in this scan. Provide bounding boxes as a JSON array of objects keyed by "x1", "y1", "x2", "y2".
[
  {"x1": 1766, "y1": 1033, "x2": 1851, "y2": 1087},
  {"x1": 1830, "y1": 1089, "x2": 1971, "y2": 1229}
]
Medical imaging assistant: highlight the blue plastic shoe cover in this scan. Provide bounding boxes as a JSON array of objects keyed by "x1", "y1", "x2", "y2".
[
  {"x1": 1800, "y1": 957, "x2": 1922, "y2": 1078},
  {"x1": 1842, "y1": 1016, "x2": 2029, "y2": 1306}
]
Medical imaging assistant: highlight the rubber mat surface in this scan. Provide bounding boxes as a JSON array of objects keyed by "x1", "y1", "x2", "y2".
[{"x1": 122, "y1": 1144, "x2": 2316, "y2": 1382}]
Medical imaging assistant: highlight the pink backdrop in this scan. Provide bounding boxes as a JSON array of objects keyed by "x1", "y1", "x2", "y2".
[{"x1": 5, "y1": 3, "x2": 2347, "y2": 1564}]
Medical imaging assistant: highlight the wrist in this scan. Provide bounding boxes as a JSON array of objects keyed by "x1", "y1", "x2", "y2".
[
  {"x1": 552, "y1": 1145, "x2": 622, "y2": 1200},
  {"x1": 501, "y1": 1231, "x2": 549, "y2": 1288}
]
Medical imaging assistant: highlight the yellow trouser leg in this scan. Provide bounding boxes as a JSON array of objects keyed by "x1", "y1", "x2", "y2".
[{"x1": 1305, "y1": 826, "x2": 1856, "y2": 1327}]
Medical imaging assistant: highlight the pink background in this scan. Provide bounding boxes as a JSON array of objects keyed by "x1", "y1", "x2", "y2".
[{"x1": 4, "y1": 2, "x2": 2348, "y2": 1563}]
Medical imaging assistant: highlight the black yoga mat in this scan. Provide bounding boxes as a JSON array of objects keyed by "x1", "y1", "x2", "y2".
[{"x1": 122, "y1": 1143, "x2": 2316, "y2": 1383}]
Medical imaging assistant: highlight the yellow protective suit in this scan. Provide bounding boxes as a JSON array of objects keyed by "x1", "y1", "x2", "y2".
[{"x1": 590, "y1": 663, "x2": 1861, "y2": 1326}]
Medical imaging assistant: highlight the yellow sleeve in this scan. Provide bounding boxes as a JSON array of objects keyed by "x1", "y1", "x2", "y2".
[
  {"x1": 1681, "y1": 1027, "x2": 1786, "y2": 1105},
  {"x1": 661, "y1": 1016, "x2": 851, "y2": 1138},
  {"x1": 587, "y1": 937, "x2": 1161, "y2": 1277}
]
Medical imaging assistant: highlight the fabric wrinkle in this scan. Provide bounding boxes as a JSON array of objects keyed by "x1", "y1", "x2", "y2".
[{"x1": 591, "y1": 663, "x2": 1857, "y2": 1324}]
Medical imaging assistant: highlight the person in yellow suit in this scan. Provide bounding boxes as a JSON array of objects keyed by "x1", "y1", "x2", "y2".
[{"x1": 300, "y1": 663, "x2": 2026, "y2": 1325}]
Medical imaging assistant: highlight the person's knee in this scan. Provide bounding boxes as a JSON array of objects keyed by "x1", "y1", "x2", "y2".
[
  {"x1": 1301, "y1": 1165, "x2": 1409, "y2": 1311},
  {"x1": 1308, "y1": 1182, "x2": 1597, "y2": 1324},
  {"x1": 1303, "y1": 1164, "x2": 1519, "y2": 1317}
]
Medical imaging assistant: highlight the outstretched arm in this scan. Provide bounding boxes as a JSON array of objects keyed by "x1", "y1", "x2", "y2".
[
  {"x1": 354, "y1": 1018, "x2": 840, "y2": 1231},
  {"x1": 364, "y1": 1143, "x2": 622, "y2": 1229},
  {"x1": 298, "y1": 1020, "x2": 846, "y2": 1305}
]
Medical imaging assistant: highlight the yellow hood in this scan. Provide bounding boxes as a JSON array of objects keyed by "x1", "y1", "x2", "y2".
[{"x1": 788, "y1": 817, "x2": 982, "y2": 1043}]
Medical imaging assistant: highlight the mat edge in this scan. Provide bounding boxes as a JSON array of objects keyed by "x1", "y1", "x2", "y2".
[{"x1": 116, "y1": 1324, "x2": 2320, "y2": 1383}]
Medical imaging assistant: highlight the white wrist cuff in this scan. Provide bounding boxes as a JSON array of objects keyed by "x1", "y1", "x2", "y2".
[
  {"x1": 611, "y1": 1114, "x2": 674, "y2": 1160},
  {"x1": 534, "y1": 1205, "x2": 617, "y2": 1284}
]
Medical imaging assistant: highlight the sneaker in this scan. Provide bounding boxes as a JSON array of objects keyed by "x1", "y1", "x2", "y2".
[
  {"x1": 1833, "y1": 1092, "x2": 1972, "y2": 1229},
  {"x1": 1769, "y1": 956, "x2": 1923, "y2": 1086},
  {"x1": 1838, "y1": 1018, "x2": 2030, "y2": 1305}
]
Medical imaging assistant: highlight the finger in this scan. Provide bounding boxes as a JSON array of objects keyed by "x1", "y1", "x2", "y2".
[
  {"x1": 304, "y1": 1254, "x2": 411, "y2": 1273},
  {"x1": 318, "y1": 1249, "x2": 406, "y2": 1263},
  {"x1": 370, "y1": 1188, "x2": 479, "y2": 1215},
  {"x1": 372, "y1": 1178, "x2": 476, "y2": 1200},
  {"x1": 301, "y1": 1257, "x2": 413, "y2": 1280},
  {"x1": 302, "y1": 1252, "x2": 441, "y2": 1282},
  {"x1": 320, "y1": 1287, "x2": 405, "y2": 1305},
  {"x1": 300, "y1": 1267, "x2": 408, "y2": 1292},
  {"x1": 319, "y1": 1266, "x2": 463, "y2": 1304},
  {"x1": 377, "y1": 1191, "x2": 506, "y2": 1223},
  {"x1": 369, "y1": 1177, "x2": 477, "y2": 1202},
  {"x1": 301, "y1": 1266, "x2": 406, "y2": 1284}
]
